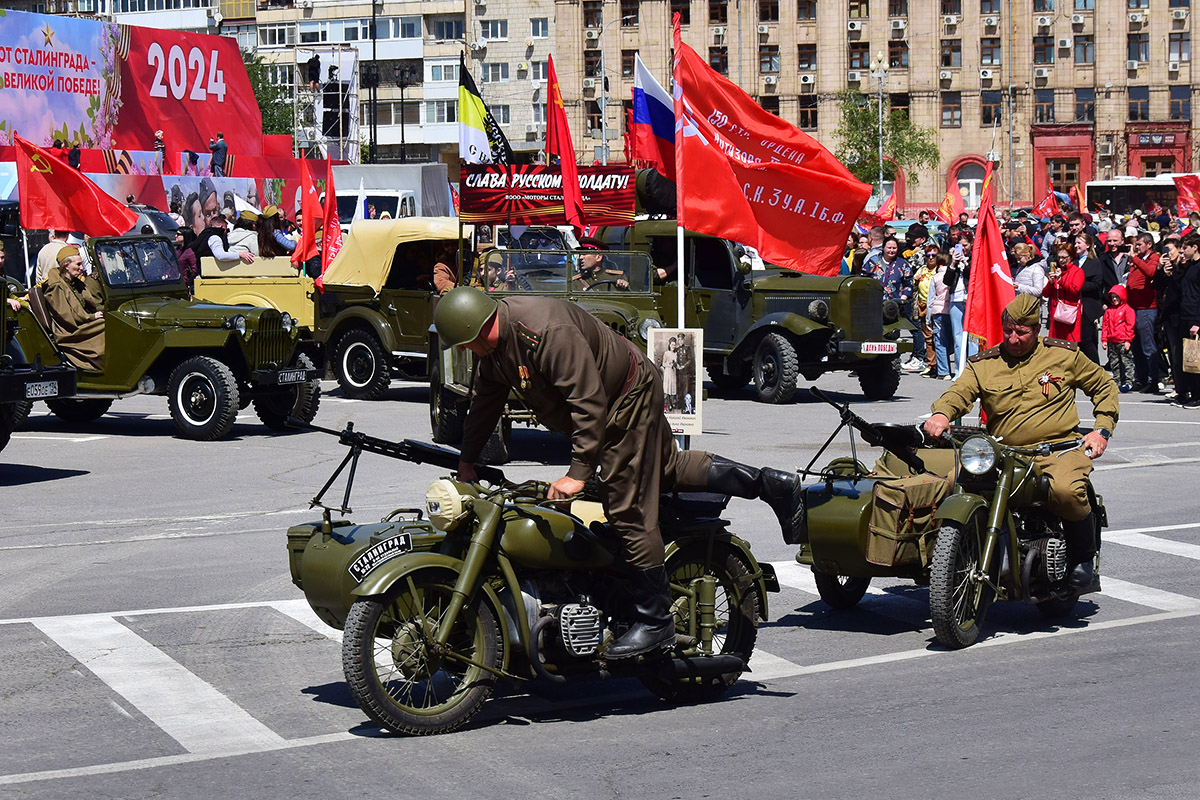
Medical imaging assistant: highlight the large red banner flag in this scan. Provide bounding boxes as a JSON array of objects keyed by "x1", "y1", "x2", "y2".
[
  {"x1": 671, "y1": 16, "x2": 870, "y2": 276},
  {"x1": 963, "y1": 184, "x2": 1015, "y2": 351},
  {"x1": 14, "y1": 135, "x2": 138, "y2": 236},
  {"x1": 546, "y1": 55, "x2": 585, "y2": 230},
  {"x1": 1173, "y1": 175, "x2": 1200, "y2": 216},
  {"x1": 291, "y1": 162, "x2": 320, "y2": 267},
  {"x1": 935, "y1": 185, "x2": 965, "y2": 224},
  {"x1": 1033, "y1": 184, "x2": 1060, "y2": 218},
  {"x1": 317, "y1": 159, "x2": 343, "y2": 290}
]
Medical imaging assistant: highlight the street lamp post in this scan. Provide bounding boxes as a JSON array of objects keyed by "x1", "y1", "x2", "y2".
[
  {"x1": 393, "y1": 64, "x2": 415, "y2": 164},
  {"x1": 868, "y1": 51, "x2": 889, "y2": 204},
  {"x1": 597, "y1": 14, "x2": 636, "y2": 165},
  {"x1": 367, "y1": 0, "x2": 382, "y2": 163}
]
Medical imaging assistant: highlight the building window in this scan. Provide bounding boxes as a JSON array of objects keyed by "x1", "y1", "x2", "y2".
[
  {"x1": 849, "y1": 0, "x2": 869, "y2": 19},
  {"x1": 1144, "y1": 158, "x2": 1175, "y2": 177},
  {"x1": 799, "y1": 96, "x2": 818, "y2": 129},
  {"x1": 849, "y1": 42, "x2": 870, "y2": 69},
  {"x1": 531, "y1": 18, "x2": 549, "y2": 37},
  {"x1": 622, "y1": 50, "x2": 637, "y2": 78},
  {"x1": 760, "y1": 45, "x2": 780, "y2": 72},
  {"x1": 710, "y1": 0, "x2": 728, "y2": 23},
  {"x1": 1170, "y1": 0, "x2": 1191, "y2": 7},
  {"x1": 888, "y1": 41, "x2": 909, "y2": 69},
  {"x1": 760, "y1": 96, "x2": 780, "y2": 115},
  {"x1": 1033, "y1": 37, "x2": 1055, "y2": 64},
  {"x1": 532, "y1": 103, "x2": 548, "y2": 124},
  {"x1": 482, "y1": 63, "x2": 510, "y2": 83},
  {"x1": 584, "y1": 51, "x2": 601, "y2": 78},
  {"x1": 1128, "y1": 0, "x2": 1149, "y2": 8},
  {"x1": 479, "y1": 19, "x2": 508, "y2": 39},
  {"x1": 1129, "y1": 33, "x2": 1149, "y2": 63},
  {"x1": 941, "y1": 0, "x2": 961, "y2": 10},
  {"x1": 431, "y1": 18, "x2": 465, "y2": 40},
  {"x1": 584, "y1": 1, "x2": 603, "y2": 27},
  {"x1": 1170, "y1": 33, "x2": 1191, "y2": 63},
  {"x1": 1075, "y1": 87, "x2": 1095, "y2": 121},
  {"x1": 710, "y1": 47, "x2": 729, "y2": 74},
  {"x1": 586, "y1": 101, "x2": 602, "y2": 131},
  {"x1": 1074, "y1": 0, "x2": 1094, "y2": 9},
  {"x1": 980, "y1": 38, "x2": 1001, "y2": 65},
  {"x1": 430, "y1": 63, "x2": 459, "y2": 81},
  {"x1": 981, "y1": 90, "x2": 1002, "y2": 125},
  {"x1": 941, "y1": 39, "x2": 962, "y2": 67},
  {"x1": 941, "y1": 91, "x2": 962, "y2": 127},
  {"x1": 798, "y1": 0, "x2": 816, "y2": 20},
  {"x1": 672, "y1": 0, "x2": 692, "y2": 25},
  {"x1": 1171, "y1": 85, "x2": 1192, "y2": 120},
  {"x1": 1033, "y1": 0, "x2": 1054, "y2": 10},
  {"x1": 398, "y1": 17, "x2": 421, "y2": 38},
  {"x1": 621, "y1": 0, "x2": 639, "y2": 26},
  {"x1": 1075, "y1": 35, "x2": 1094, "y2": 64},
  {"x1": 1034, "y1": 88, "x2": 1055, "y2": 122},
  {"x1": 890, "y1": 92, "x2": 909, "y2": 118},
  {"x1": 797, "y1": 43, "x2": 817, "y2": 69},
  {"x1": 1048, "y1": 159, "x2": 1079, "y2": 193},
  {"x1": 1128, "y1": 86, "x2": 1149, "y2": 121},
  {"x1": 980, "y1": 0, "x2": 999, "y2": 11},
  {"x1": 531, "y1": 61, "x2": 549, "y2": 80},
  {"x1": 888, "y1": 0, "x2": 907, "y2": 14},
  {"x1": 258, "y1": 24, "x2": 296, "y2": 47},
  {"x1": 425, "y1": 100, "x2": 457, "y2": 124},
  {"x1": 760, "y1": 0, "x2": 779, "y2": 20},
  {"x1": 298, "y1": 21, "x2": 329, "y2": 44}
]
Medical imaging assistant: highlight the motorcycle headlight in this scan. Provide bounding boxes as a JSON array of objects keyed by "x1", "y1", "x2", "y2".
[
  {"x1": 226, "y1": 314, "x2": 247, "y2": 335},
  {"x1": 426, "y1": 479, "x2": 471, "y2": 531},
  {"x1": 639, "y1": 316, "x2": 662, "y2": 341},
  {"x1": 281, "y1": 312, "x2": 295, "y2": 332},
  {"x1": 960, "y1": 436, "x2": 997, "y2": 475}
]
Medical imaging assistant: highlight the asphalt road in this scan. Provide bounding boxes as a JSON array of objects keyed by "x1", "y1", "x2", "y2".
[{"x1": 3, "y1": 370, "x2": 1200, "y2": 800}]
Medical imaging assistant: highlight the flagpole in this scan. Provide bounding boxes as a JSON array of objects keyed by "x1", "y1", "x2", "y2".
[{"x1": 672, "y1": 17, "x2": 685, "y2": 332}]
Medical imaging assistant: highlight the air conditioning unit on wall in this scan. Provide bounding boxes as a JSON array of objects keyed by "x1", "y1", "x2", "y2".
[{"x1": 1097, "y1": 142, "x2": 1113, "y2": 157}]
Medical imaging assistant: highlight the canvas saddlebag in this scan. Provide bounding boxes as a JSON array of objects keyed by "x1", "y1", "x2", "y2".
[{"x1": 866, "y1": 473, "x2": 952, "y2": 568}]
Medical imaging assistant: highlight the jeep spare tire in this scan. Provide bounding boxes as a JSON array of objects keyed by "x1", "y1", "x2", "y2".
[
  {"x1": 253, "y1": 353, "x2": 321, "y2": 431},
  {"x1": 168, "y1": 355, "x2": 240, "y2": 440},
  {"x1": 753, "y1": 333, "x2": 798, "y2": 404},
  {"x1": 334, "y1": 328, "x2": 391, "y2": 400}
]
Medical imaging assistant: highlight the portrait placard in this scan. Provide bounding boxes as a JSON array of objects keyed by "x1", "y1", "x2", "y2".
[{"x1": 649, "y1": 327, "x2": 703, "y2": 435}]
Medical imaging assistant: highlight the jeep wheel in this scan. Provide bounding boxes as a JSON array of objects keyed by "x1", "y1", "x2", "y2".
[
  {"x1": 429, "y1": 358, "x2": 465, "y2": 444},
  {"x1": 253, "y1": 354, "x2": 321, "y2": 431},
  {"x1": 753, "y1": 333, "x2": 798, "y2": 404},
  {"x1": 168, "y1": 356, "x2": 240, "y2": 441},
  {"x1": 0, "y1": 403, "x2": 17, "y2": 453},
  {"x1": 479, "y1": 419, "x2": 511, "y2": 465},
  {"x1": 45, "y1": 398, "x2": 113, "y2": 424},
  {"x1": 857, "y1": 356, "x2": 901, "y2": 400},
  {"x1": 708, "y1": 362, "x2": 751, "y2": 391},
  {"x1": 334, "y1": 329, "x2": 391, "y2": 400}
]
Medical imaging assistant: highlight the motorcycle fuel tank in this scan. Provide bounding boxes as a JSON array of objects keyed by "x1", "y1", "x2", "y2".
[{"x1": 499, "y1": 505, "x2": 615, "y2": 570}]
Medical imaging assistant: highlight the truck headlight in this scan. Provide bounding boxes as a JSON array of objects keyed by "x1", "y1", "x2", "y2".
[
  {"x1": 807, "y1": 299, "x2": 830, "y2": 323},
  {"x1": 281, "y1": 312, "x2": 294, "y2": 332},
  {"x1": 960, "y1": 436, "x2": 997, "y2": 475},
  {"x1": 226, "y1": 314, "x2": 247, "y2": 335},
  {"x1": 639, "y1": 316, "x2": 662, "y2": 341}
]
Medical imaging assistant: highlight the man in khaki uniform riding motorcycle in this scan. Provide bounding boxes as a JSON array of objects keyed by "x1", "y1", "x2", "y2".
[
  {"x1": 922, "y1": 293, "x2": 1120, "y2": 589},
  {"x1": 434, "y1": 287, "x2": 803, "y2": 659}
]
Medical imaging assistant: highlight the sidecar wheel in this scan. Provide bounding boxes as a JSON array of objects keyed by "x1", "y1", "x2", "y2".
[
  {"x1": 639, "y1": 547, "x2": 760, "y2": 703},
  {"x1": 929, "y1": 513, "x2": 997, "y2": 649},
  {"x1": 342, "y1": 568, "x2": 500, "y2": 736},
  {"x1": 813, "y1": 572, "x2": 871, "y2": 610}
]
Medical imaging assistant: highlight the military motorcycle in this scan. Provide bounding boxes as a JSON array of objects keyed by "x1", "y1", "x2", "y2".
[
  {"x1": 793, "y1": 387, "x2": 1105, "y2": 649},
  {"x1": 286, "y1": 423, "x2": 778, "y2": 735}
]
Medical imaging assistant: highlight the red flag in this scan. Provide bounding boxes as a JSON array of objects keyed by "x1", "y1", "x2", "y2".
[
  {"x1": 14, "y1": 135, "x2": 138, "y2": 236},
  {"x1": 934, "y1": 185, "x2": 965, "y2": 224},
  {"x1": 672, "y1": 16, "x2": 870, "y2": 276},
  {"x1": 858, "y1": 193, "x2": 897, "y2": 228},
  {"x1": 317, "y1": 160, "x2": 343, "y2": 291},
  {"x1": 1032, "y1": 184, "x2": 1060, "y2": 218},
  {"x1": 291, "y1": 162, "x2": 320, "y2": 267},
  {"x1": 546, "y1": 55, "x2": 585, "y2": 230},
  {"x1": 963, "y1": 178, "x2": 1015, "y2": 351},
  {"x1": 1174, "y1": 175, "x2": 1200, "y2": 216},
  {"x1": 1067, "y1": 183, "x2": 1083, "y2": 212}
]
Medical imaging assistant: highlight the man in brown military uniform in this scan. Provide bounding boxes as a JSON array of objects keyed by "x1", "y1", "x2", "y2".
[
  {"x1": 571, "y1": 240, "x2": 629, "y2": 291},
  {"x1": 923, "y1": 293, "x2": 1119, "y2": 588},
  {"x1": 435, "y1": 287, "x2": 802, "y2": 659},
  {"x1": 42, "y1": 245, "x2": 106, "y2": 372}
]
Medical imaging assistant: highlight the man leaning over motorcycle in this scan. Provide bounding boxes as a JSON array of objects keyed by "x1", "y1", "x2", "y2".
[{"x1": 922, "y1": 293, "x2": 1120, "y2": 588}]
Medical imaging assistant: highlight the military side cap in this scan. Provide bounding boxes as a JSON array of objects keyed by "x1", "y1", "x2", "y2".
[
  {"x1": 56, "y1": 245, "x2": 80, "y2": 263},
  {"x1": 1005, "y1": 293, "x2": 1041, "y2": 326},
  {"x1": 239, "y1": 210, "x2": 259, "y2": 222},
  {"x1": 262, "y1": 205, "x2": 280, "y2": 218}
]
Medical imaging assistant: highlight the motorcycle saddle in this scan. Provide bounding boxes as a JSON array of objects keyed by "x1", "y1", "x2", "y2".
[{"x1": 661, "y1": 491, "x2": 731, "y2": 520}]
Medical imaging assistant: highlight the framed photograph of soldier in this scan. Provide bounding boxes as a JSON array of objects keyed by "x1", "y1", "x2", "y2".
[{"x1": 649, "y1": 327, "x2": 703, "y2": 435}]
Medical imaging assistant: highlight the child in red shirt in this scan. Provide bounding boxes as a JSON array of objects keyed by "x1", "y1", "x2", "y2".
[{"x1": 1102, "y1": 284, "x2": 1136, "y2": 391}]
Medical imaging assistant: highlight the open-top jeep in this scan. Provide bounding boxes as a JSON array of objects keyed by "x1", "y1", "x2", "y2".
[
  {"x1": 2, "y1": 278, "x2": 77, "y2": 452},
  {"x1": 19, "y1": 236, "x2": 320, "y2": 441},
  {"x1": 595, "y1": 220, "x2": 914, "y2": 403}
]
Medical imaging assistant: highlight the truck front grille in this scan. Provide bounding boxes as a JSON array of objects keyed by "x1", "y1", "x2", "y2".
[
  {"x1": 848, "y1": 285, "x2": 883, "y2": 341},
  {"x1": 250, "y1": 311, "x2": 290, "y2": 368}
]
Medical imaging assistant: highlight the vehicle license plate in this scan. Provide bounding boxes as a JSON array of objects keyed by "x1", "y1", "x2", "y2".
[
  {"x1": 25, "y1": 380, "x2": 59, "y2": 399},
  {"x1": 348, "y1": 533, "x2": 414, "y2": 582},
  {"x1": 277, "y1": 369, "x2": 306, "y2": 384},
  {"x1": 860, "y1": 342, "x2": 898, "y2": 354}
]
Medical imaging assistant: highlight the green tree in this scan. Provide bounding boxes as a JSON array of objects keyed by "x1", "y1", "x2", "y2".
[
  {"x1": 832, "y1": 89, "x2": 940, "y2": 193},
  {"x1": 243, "y1": 51, "x2": 294, "y2": 136}
]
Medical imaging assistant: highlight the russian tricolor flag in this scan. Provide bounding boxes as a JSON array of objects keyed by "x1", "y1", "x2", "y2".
[{"x1": 632, "y1": 55, "x2": 675, "y2": 178}]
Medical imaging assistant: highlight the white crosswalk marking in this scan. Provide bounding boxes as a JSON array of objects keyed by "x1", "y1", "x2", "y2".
[
  {"x1": 1099, "y1": 577, "x2": 1200, "y2": 611},
  {"x1": 269, "y1": 599, "x2": 343, "y2": 643},
  {"x1": 33, "y1": 615, "x2": 285, "y2": 754},
  {"x1": 770, "y1": 560, "x2": 930, "y2": 622},
  {"x1": 1106, "y1": 531, "x2": 1200, "y2": 561}
]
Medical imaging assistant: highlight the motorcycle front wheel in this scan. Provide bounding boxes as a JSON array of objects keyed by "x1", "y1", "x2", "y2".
[
  {"x1": 929, "y1": 512, "x2": 998, "y2": 649},
  {"x1": 639, "y1": 546, "x2": 760, "y2": 703},
  {"x1": 342, "y1": 568, "x2": 500, "y2": 736}
]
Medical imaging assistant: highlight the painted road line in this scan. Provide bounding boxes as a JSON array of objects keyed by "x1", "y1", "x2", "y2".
[
  {"x1": 269, "y1": 599, "x2": 343, "y2": 643},
  {"x1": 1106, "y1": 530, "x2": 1200, "y2": 561},
  {"x1": 770, "y1": 560, "x2": 930, "y2": 623},
  {"x1": 1095, "y1": 457, "x2": 1200, "y2": 471},
  {"x1": 1099, "y1": 576, "x2": 1200, "y2": 612},
  {"x1": 10, "y1": 434, "x2": 109, "y2": 443},
  {"x1": 32, "y1": 615, "x2": 286, "y2": 754}
]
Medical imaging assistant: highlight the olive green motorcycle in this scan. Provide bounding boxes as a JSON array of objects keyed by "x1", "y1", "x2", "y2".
[
  {"x1": 287, "y1": 423, "x2": 778, "y2": 736},
  {"x1": 794, "y1": 388, "x2": 1104, "y2": 649}
]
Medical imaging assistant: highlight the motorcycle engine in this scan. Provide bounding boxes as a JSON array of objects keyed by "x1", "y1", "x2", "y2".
[
  {"x1": 556, "y1": 602, "x2": 605, "y2": 657},
  {"x1": 1043, "y1": 537, "x2": 1069, "y2": 583}
]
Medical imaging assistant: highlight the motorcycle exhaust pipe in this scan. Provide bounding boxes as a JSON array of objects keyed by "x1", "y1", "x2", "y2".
[{"x1": 665, "y1": 653, "x2": 747, "y2": 680}]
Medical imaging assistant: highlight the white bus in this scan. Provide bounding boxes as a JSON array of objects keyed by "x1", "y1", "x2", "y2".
[{"x1": 1084, "y1": 174, "x2": 1194, "y2": 214}]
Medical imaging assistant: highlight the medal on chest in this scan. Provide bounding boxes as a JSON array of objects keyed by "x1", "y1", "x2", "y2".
[
  {"x1": 1038, "y1": 370, "x2": 1064, "y2": 397},
  {"x1": 518, "y1": 365, "x2": 531, "y2": 390}
]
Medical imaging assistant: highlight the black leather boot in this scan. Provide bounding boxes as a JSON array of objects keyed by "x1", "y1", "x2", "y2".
[
  {"x1": 706, "y1": 456, "x2": 806, "y2": 544},
  {"x1": 606, "y1": 566, "x2": 676, "y2": 659},
  {"x1": 1064, "y1": 513, "x2": 1097, "y2": 589}
]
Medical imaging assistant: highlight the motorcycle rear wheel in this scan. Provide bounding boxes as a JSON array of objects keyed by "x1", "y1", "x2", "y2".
[
  {"x1": 342, "y1": 568, "x2": 500, "y2": 736},
  {"x1": 639, "y1": 547, "x2": 760, "y2": 703},
  {"x1": 813, "y1": 572, "x2": 871, "y2": 610},
  {"x1": 929, "y1": 513, "x2": 997, "y2": 649}
]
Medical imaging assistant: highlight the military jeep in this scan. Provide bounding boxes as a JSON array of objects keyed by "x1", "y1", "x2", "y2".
[
  {"x1": 595, "y1": 220, "x2": 914, "y2": 403},
  {"x1": 18, "y1": 236, "x2": 321, "y2": 441},
  {"x1": 2, "y1": 278, "x2": 77, "y2": 453}
]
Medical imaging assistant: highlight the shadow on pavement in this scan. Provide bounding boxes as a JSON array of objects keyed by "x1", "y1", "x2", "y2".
[{"x1": 0, "y1": 463, "x2": 89, "y2": 486}]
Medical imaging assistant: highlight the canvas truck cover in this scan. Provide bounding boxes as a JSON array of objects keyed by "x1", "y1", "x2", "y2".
[{"x1": 319, "y1": 218, "x2": 472, "y2": 293}]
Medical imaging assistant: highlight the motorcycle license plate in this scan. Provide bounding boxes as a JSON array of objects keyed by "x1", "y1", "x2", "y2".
[
  {"x1": 348, "y1": 533, "x2": 413, "y2": 582},
  {"x1": 24, "y1": 380, "x2": 59, "y2": 399},
  {"x1": 276, "y1": 369, "x2": 307, "y2": 385},
  {"x1": 860, "y1": 342, "x2": 898, "y2": 354}
]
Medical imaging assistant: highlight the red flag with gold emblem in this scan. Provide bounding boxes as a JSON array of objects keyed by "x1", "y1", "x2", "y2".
[
  {"x1": 15, "y1": 135, "x2": 138, "y2": 236},
  {"x1": 546, "y1": 55, "x2": 585, "y2": 230},
  {"x1": 934, "y1": 185, "x2": 965, "y2": 224},
  {"x1": 1173, "y1": 175, "x2": 1200, "y2": 216}
]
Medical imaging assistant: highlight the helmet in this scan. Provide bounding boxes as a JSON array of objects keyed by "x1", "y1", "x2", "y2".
[{"x1": 434, "y1": 286, "x2": 498, "y2": 349}]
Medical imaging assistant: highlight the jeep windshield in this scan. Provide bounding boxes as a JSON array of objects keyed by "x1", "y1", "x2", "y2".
[
  {"x1": 92, "y1": 238, "x2": 182, "y2": 288},
  {"x1": 480, "y1": 249, "x2": 653, "y2": 295}
]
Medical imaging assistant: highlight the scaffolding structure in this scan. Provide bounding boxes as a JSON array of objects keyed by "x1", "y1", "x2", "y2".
[{"x1": 293, "y1": 45, "x2": 360, "y2": 163}]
